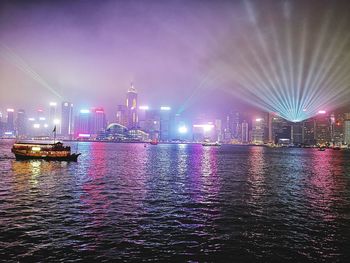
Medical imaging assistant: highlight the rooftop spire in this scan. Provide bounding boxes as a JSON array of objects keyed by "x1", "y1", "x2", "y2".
[{"x1": 128, "y1": 82, "x2": 137, "y2": 93}]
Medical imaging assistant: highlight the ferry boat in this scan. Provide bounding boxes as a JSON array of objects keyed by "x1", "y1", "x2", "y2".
[
  {"x1": 202, "y1": 140, "x2": 221, "y2": 146},
  {"x1": 150, "y1": 139, "x2": 159, "y2": 145},
  {"x1": 11, "y1": 141, "x2": 81, "y2": 161},
  {"x1": 318, "y1": 146, "x2": 326, "y2": 151}
]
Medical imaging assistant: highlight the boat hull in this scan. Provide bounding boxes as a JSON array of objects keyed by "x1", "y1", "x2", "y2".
[
  {"x1": 14, "y1": 152, "x2": 81, "y2": 162},
  {"x1": 202, "y1": 143, "x2": 221, "y2": 146}
]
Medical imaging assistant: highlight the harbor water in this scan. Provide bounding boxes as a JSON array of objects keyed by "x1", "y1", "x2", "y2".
[{"x1": 0, "y1": 140, "x2": 349, "y2": 262}]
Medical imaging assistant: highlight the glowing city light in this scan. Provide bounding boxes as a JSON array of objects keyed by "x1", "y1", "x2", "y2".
[
  {"x1": 44, "y1": 124, "x2": 49, "y2": 128},
  {"x1": 6, "y1": 108, "x2": 14, "y2": 112},
  {"x1": 78, "y1": 133, "x2": 91, "y2": 138},
  {"x1": 33, "y1": 123, "x2": 40, "y2": 129},
  {"x1": 80, "y1": 109, "x2": 90, "y2": 114},
  {"x1": 318, "y1": 110, "x2": 326, "y2": 114},
  {"x1": 139, "y1": 106, "x2": 149, "y2": 110},
  {"x1": 28, "y1": 118, "x2": 35, "y2": 121},
  {"x1": 53, "y1": 119, "x2": 60, "y2": 125},
  {"x1": 49, "y1": 102, "x2": 57, "y2": 106},
  {"x1": 193, "y1": 124, "x2": 215, "y2": 132},
  {"x1": 178, "y1": 126, "x2": 188, "y2": 134},
  {"x1": 255, "y1": 118, "x2": 262, "y2": 122},
  {"x1": 160, "y1": 106, "x2": 171, "y2": 111},
  {"x1": 39, "y1": 117, "x2": 46, "y2": 121}
]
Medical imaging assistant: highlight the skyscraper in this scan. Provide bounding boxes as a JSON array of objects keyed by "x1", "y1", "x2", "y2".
[
  {"x1": 270, "y1": 115, "x2": 292, "y2": 144},
  {"x1": 303, "y1": 118, "x2": 316, "y2": 145},
  {"x1": 126, "y1": 83, "x2": 138, "y2": 129},
  {"x1": 241, "y1": 120, "x2": 249, "y2": 143},
  {"x1": 143, "y1": 109, "x2": 160, "y2": 140},
  {"x1": 159, "y1": 106, "x2": 171, "y2": 141},
  {"x1": 116, "y1": 105, "x2": 128, "y2": 127},
  {"x1": 344, "y1": 113, "x2": 350, "y2": 145},
  {"x1": 90, "y1": 107, "x2": 106, "y2": 135},
  {"x1": 61, "y1": 102, "x2": 74, "y2": 138},
  {"x1": 252, "y1": 116, "x2": 268, "y2": 144},
  {"x1": 315, "y1": 113, "x2": 331, "y2": 145},
  {"x1": 75, "y1": 109, "x2": 91, "y2": 137},
  {"x1": 16, "y1": 109, "x2": 27, "y2": 138},
  {"x1": 49, "y1": 102, "x2": 57, "y2": 124},
  {"x1": 6, "y1": 108, "x2": 15, "y2": 133}
]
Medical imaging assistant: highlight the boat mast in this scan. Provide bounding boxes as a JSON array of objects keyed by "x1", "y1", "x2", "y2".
[{"x1": 53, "y1": 125, "x2": 56, "y2": 144}]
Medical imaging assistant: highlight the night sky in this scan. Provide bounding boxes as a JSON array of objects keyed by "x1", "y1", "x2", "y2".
[{"x1": 1, "y1": 0, "x2": 350, "y2": 120}]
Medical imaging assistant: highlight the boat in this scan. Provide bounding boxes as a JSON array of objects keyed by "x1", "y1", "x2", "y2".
[
  {"x1": 150, "y1": 139, "x2": 158, "y2": 145},
  {"x1": 318, "y1": 146, "x2": 326, "y2": 151},
  {"x1": 202, "y1": 140, "x2": 221, "y2": 146},
  {"x1": 11, "y1": 141, "x2": 81, "y2": 161}
]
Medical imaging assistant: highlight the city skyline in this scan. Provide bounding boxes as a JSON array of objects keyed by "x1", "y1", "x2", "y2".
[{"x1": 1, "y1": 83, "x2": 350, "y2": 148}]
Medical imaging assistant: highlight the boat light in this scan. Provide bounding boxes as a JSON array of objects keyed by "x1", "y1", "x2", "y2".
[{"x1": 32, "y1": 146, "x2": 41, "y2": 151}]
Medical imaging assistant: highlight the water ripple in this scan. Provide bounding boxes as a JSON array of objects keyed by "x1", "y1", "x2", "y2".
[{"x1": 0, "y1": 141, "x2": 349, "y2": 262}]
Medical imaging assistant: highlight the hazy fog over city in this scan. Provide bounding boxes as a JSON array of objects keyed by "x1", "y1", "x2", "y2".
[{"x1": 2, "y1": 0, "x2": 350, "y2": 120}]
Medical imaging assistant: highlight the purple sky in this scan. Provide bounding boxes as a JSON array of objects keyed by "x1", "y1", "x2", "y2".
[
  {"x1": 1, "y1": 0, "x2": 350, "y2": 120},
  {"x1": 0, "y1": 0, "x2": 245, "y2": 119}
]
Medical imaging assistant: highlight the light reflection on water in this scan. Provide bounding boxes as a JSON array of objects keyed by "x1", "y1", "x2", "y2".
[{"x1": 0, "y1": 141, "x2": 349, "y2": 262}]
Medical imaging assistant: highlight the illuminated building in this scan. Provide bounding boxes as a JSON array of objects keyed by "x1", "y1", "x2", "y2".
[
  {"x1": 229, "y1": 111, "x2": 241, "y2": 140},
  {"x1": 143, "y1": 109, "x2": 160, "y2": 140},
  {"x1": 126, "y1": 83, "x2": 138, "y2": 129},
  {"x1": 214, "y1": 119, "x2": 222, "y2": 142},
  {"x1": 128, "y1": 129, "x2": 149, "y2": 141},
  {"x1": 0, "y1": 111, "x2": 3, "y2": 136},
  {"x1": 16, "y1": 109, "x2": 27, "y2": 138},
  {"x1": 302, "y1": 118, "x2": 316, "y2": 145},
  {"x1": 75, "y1": 109, "x2": 91, "y2": 138},
  {"x1": 61, "y1": 102, "x2": 73, "y2": 138},
  {"x1": 36, "y1": 108, "x2": 44, "y2": 121},
  {"x1": 252, "y1": 115, "x2": 268, "y2": 144},
  {"x1": 103, "y1": 123, "x2": 128, "y2": 141},
  {"x1": 223, "y1": 115, "x2": 232, "y2": 142},
  {"x1": 116, "y1": 105, "x2": 128, "y2": 127},
  {"x1": 315, "y1": 113, "x2": 331, "y2": 145},
  {"x1": 138, "y1": 105, "x2": 149, "y2": 131},
  {"x1": 49, "y1": 102, "x2": 57, "y2": 124},
  {"x1": 160, "y1": 106, "x2": 171, "y2": 141},
  {"x1": 291, "y1": 122, "x2": 303, "y2": 145},
  {"x1": 90, "y1": 108, "x2": 106, "y2": 136},
  {"x1": 192, "y1": 123, "x2": 215, "y2": 142},
  {"x1": 344, "y1": 113, "x2": 350, "y2": 145},
  {"x1": 270, "y1": 115, "x2": 292, "y2": 144},
  {"x1": 344, "y1": 122, "x2": 350, "y2": 146},
  {"x1": 328, "y1": 112, "x2": 344, "y2": 146},
  {"x1": 241, "y1": 120, "x2": 249, "y2": 143},
  {"x1": 6, "y1": 108, "x2": 15, "y2": 133}
]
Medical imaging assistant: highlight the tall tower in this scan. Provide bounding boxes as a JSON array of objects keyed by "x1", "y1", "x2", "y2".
[
  {"x1": 126, "y1": 83, "x2": 138, "y2": 129},
  {"x1": 49, "y1": 102, "x2": 57, "y2": 125},
  {"x1": 241, "y1": 120, "x2": 249, "y2": 143},
  {"x1": 6, "y1": 108, "x2": 15, "y2": 132},
  {"x1": 61, "y1": 102, "x2": 74, "y2": 138},
  {"x1": 91, "y1": 107, "x2": 106, "y2": 135},
  {"x1": 16, "y1": 109, "x2": 27, "y2": 138}
]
